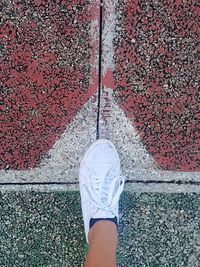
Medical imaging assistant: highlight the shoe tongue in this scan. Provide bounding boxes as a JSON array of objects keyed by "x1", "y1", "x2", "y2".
[{"x1": 92, "y1": 209, "x2": 115, "y2": 219}]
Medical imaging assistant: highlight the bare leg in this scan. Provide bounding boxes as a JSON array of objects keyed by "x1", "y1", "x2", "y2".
[{"x1": 84, "y1": 220, "x2": 118, "y2": 267}]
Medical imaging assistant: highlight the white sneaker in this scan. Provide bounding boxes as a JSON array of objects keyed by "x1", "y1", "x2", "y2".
[{"x1": 79, "y1": 139, "x2": 125, "y2": 244}]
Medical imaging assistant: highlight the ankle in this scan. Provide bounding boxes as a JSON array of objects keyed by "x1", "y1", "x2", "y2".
[{"x1": 88, "y1": 220, "x2": 118, "y2": 245}]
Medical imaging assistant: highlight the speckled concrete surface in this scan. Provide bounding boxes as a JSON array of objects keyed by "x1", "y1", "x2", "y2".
[
  {"x1": 101, "y1": 0, "x2": 200, "y2": 173},
  {"x1": 1, "y1": 0, "x2": 200, "y2": 185},
  {"x1": 0, "y1": 191, "x2": 199, "y2": 266},
  {"x1": 0, "y1": 95, "x2": 97, "y2": 183},
  {"x1": 1, "y1": 3, "x2": 199, "y2": 267},
  {"x1": 0, "y1": 0, "x2": 102, "y2": 185},
  {"x1": 1, "y1": 0, "x2": 99, "y2": 173}
]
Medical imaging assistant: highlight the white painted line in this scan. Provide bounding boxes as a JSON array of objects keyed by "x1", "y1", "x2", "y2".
[
  {"x1": 0, "y1": 183, "x2": 199, "y2": 193},
  {"x1": 102, "y1": 0, "x2": 116, "y2": 75},
  {"x1": 0, "y1": 96, "x2": 97, "y2": 183}
]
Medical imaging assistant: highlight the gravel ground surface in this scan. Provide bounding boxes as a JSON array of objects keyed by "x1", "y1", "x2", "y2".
[{"x1": 1, "y1": 191, "x2": 199, "y2": 267}]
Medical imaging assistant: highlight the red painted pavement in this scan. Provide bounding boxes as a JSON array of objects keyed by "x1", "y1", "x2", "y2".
[
  {"x1": 113, "y1": 0, "x2": 200, "y2": 171},
  {"x1": 0, "y1": 0, "x2": 98, "y2": 170},
  {"x1": 1, "y1": 0, "x2": 199, "y2": 172}
]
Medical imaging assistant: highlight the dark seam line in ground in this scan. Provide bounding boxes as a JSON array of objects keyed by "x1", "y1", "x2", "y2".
[
  {"x1": 1, "y1": 180, "x2": 200, "y2": 186},
  {"x1": 96, "y1": 0, "x2": 103, "y2": 140},
  {"x1": 126, "y1": 180, "x2": 200, "y2": 185}
]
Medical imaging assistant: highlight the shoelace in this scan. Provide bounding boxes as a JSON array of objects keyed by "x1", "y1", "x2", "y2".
[{"x1": 82, "y1": 166, "x2": 125, "y2": 212}]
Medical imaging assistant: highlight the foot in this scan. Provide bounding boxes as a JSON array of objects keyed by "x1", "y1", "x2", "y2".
[{"x1": 79, "y1": 139, "x2": 125, "y2": 244}]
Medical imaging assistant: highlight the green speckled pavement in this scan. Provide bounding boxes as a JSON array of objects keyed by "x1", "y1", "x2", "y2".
[{"x1": 0, "y1": 191, "x2": 199, "y2": 267}]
